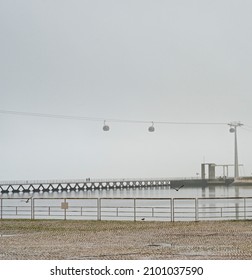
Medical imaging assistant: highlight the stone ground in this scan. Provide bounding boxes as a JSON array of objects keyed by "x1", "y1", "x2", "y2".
[{"x1": 0, "y1": 219, "x2": 252, "y2": 260}]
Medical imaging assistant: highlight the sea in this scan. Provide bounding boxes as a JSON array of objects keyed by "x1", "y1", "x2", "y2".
[{"x1": 1, "y1": 183, "x2": 252, "y2": 221}]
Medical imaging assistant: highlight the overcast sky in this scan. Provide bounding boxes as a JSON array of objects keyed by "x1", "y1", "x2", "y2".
[{"x1": 0, "y1": 0, "x2": 252, "y2": 181}]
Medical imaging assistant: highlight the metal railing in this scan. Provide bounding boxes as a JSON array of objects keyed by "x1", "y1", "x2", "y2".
[{"x1": 1, "y1": 197, "x2": 252, "y2": 222}]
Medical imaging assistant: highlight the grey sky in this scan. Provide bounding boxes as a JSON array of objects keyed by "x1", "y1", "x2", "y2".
[{"x1": 1, "y1": 0, "x2": 252, "y2": 180}]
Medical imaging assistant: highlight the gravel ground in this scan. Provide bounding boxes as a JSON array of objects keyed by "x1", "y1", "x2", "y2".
[{"x1": 1, "y1": 219, "x2": 252, "y2": 260}]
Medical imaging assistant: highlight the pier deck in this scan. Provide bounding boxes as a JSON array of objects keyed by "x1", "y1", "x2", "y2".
[{"x1": 0, "y1": 177, "x2": 235, "y2": 194}]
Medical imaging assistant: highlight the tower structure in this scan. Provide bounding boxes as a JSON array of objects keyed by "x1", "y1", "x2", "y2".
[{"x1": 228, "y1": 122, "x2": 243, "y2": 178}]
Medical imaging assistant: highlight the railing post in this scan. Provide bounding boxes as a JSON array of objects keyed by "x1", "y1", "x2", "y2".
[
  {"x1": 97, "y1": 198, "x2": 101, "y2": 221},
  {"x1": 31, "y1": 198, "x2": 33, "y2": 220},
  {"x1": 0, "y1": 198, "x2": 2, "y2": 219},
  {"x1": 195, "y1": 198, "x2": 199, "y2": 221},
  {"x1": 134, "y1": 199, "x2": 136, "y2": 222},
  {"x1": 64, "y1": 198, "x2": 67, "y2": 221},
  {"x1": 171, "y1": 198, "x2": 174, "y2": 222},
  {"x1": 244, "y1": 198, "x2": 246, "y2": 220},
  {"x1": 33, "y1": 198, "x2": 35, "y2": 220}
]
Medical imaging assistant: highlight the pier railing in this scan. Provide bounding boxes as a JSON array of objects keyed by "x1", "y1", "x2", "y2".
[
  {"x1": 0, "y1": 177, "x2": 200, "y2": 186},
  {"x1": 1, "y1": 197, "x2": 252, "y2": 222}
]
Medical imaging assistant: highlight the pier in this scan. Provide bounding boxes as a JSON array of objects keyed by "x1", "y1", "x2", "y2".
[
  {"x1": 0, "y1": 177, "x2": 234, "y2": 194},
  {"x1": 0, "y1": 178, "x2": 171, "y2": 194}
]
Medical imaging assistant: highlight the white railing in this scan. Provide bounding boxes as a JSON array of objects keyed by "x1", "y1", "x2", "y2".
[{"x1": 1, "y1": 197, "x2": 252, "y2": 222}]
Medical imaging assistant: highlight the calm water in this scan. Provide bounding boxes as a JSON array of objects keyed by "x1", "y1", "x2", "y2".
[
  {"x1": 1, "y1": 185, "x2": 252, "y2": 221},
  {"x1": 2, "y1": 184, "x2": 252, "y2": 199},
  {"x1": 0, "y1": 185, "x2": 252, "y2": 220}
]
